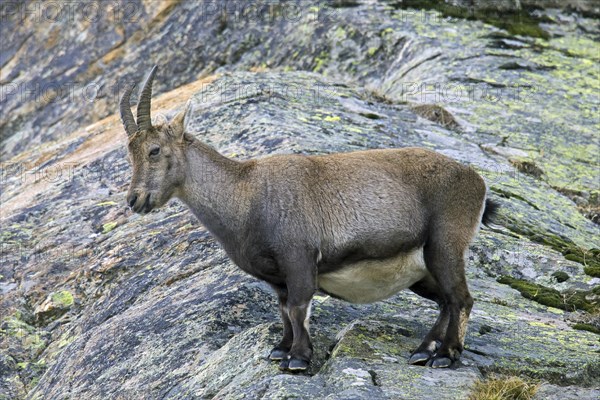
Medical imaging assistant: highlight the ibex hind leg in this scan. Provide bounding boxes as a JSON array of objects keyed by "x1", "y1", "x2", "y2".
[
  {"x1": 408, "y1": 275, "x2": 449, "y2": 366},
  {"x1": 269, "y1": 285, "x2": 293, "y2": 361},
  {"x1": 421, "y1": 231, "x2": 473, "y2": 368}
]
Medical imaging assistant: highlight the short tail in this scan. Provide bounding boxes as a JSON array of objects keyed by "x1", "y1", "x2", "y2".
[{"x1": 481, "y1": 198, "x2": 500, "y2": 226}]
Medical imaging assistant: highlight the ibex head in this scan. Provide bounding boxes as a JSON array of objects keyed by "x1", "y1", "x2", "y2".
[{"x1": 120, "y1": 66, "x2": 191, "y2": 214}]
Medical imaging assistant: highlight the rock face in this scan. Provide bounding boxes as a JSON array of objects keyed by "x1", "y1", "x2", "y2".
[
  {"x1": 447, "y1": 0, "x2": 600, "y2": 15},
  {"x1": 1, "y1": 1, "x2": 599, "y2": 399}
]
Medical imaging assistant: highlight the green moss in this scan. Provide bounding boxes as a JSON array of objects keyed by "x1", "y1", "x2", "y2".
[
  {"x1": 96, "y1": 201, "x2": 117, "y2": 207},
  {"x1": 16, "y1": 362, "x2": 28, "y2": 369},
  {"x1": 497, "y1": 276, "x2": 598, "y2": 313},
  {"x1": 367, "y1": 46, "x2": 379, "y2": 57},
  {"x1": 29, "y1": 376, "x2": 40, "y2": 389},
  {"x1": 324, "y1": 115, "x2": 341, "y2": 122},
  {"x1": 584, "y1": 265, "x2": 600, "y2": 278},
  {"x1": 102, "y1": 221, "x2": 118, "y2": 234},
  {"x1": 4, "y1": 316, "x2": 35, "y2": 337},
  {"x1": 490, "y1": 187, "x2": 540, "y2": 210},
  {"x1": 523, "y1": 233, "x2": 600, "y2": 278},
  {"x1": 15, "y1": 359, "x2": 46, "y2": 392},
  {"x1": 395, "y1": 0, "x2": 549, "y2": 39},
  {"x1": 51, "y1": 290, "x2": 74, "y2": 308},
  {"x1": 572, "y1": 323, "x2": 600, "y2": 335},
  {"x1": 23, "y1": 333, "x2": 46, "y2": 352},
  {"x1": 562, "y1": 247, "x2": 600, "y2": 278},
  {"x1": 331, "y1": 322, "x2": 412, "y2": 359},
  {"x1": 333, "y1": 26, "x2": 346, "y2": 41},
  {"x1": 551, "y1": 271, "x2": 569, "y2": 283},
  {"x1": 313, "y1": 51, "x2": 329, "y2": 73},
  {"x1": 381, "y1": 27, "x2": 394, "y2": 36},
  {"x1": 2, "y1": 316, "x2": 47, "y2": 354},
  {"x1": 58, "y1": 335, "x2": 76, "y2": 348}
]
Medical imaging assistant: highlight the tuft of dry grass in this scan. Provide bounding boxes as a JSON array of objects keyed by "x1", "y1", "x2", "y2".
[
  {"x1": 410, "y1": 104, "x2": 461, "y2": 130},
  {"x1": 468, "y1": 375, "x2": 539, "y2": 400},
  {"x1": 508, "y1": 158, "x2": 544, "y2": 178}
]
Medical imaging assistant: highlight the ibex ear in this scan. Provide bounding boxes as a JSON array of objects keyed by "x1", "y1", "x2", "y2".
[{"x1": 171, "y1": 100, "x2": 193, "y2": 141}]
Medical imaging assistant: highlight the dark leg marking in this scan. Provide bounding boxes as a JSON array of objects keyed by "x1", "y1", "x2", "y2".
[
  {"x1": 422, "y1": 237, "x2": 473, "y2": 368},
  {"x1": 269, "y1": 285, "x2": 293, "y2": 361},
  {"x1": 408, "y1": 275, "x2": 449, "y2": 365},
  {"x1": 277, "y1": 250, "x2": 317, "y2": 372}
]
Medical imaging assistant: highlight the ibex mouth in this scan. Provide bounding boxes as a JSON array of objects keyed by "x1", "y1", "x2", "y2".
[
  {"x1": 132, "y1": 193, "x2": 153, "y2": 215},
  {"x1": 141, "y1": 194, "x2": 153, "y2": 214}
]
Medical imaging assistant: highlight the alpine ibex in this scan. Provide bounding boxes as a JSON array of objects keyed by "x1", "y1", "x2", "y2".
[{"x1": 120, "y1": 66, "x2": 498, "y2": 371}]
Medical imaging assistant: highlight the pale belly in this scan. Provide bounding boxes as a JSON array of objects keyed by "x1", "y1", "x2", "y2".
[{"x1": 317, "y1": 247, "x2": 427, "y2": 303}]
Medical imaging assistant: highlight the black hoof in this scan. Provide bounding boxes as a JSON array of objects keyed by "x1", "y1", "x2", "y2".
[
  {"x1": 269, "y1": 349, "x2": 288, "y2": 361},
  {"x1": 279, "y1": 357, "x2": 309, "y2": 372},
  {"x1": 428, "y1": 356, "x2": 453, "y2": 368},
  {"x1": 408, "y1": 352, "x2": 432, "y2": 365},
  {"x1": 288, "y1": 358, "x2": 309, "y2": 372},
  {"x1": 278, "y1": 358, "x2": 290, "y2": 370}
]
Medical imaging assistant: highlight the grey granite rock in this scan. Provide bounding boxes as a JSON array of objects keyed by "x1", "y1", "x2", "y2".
[{"x1": 1, "y1": 1, "x2": 598, "y2": 399}]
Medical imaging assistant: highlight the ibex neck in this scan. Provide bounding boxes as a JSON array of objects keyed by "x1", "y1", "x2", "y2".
[{"x1": 178, "y1": 139, "x2": 246, "y2": 242}]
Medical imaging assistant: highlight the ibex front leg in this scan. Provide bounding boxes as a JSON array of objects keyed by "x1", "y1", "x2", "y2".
[{"x1": 276, "y1": 251, "x2": 317, "y2": 372}]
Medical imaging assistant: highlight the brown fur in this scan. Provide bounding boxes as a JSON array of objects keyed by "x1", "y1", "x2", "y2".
[{"x1": 122, "y1": 69, "x2": 494, "y2": 371}]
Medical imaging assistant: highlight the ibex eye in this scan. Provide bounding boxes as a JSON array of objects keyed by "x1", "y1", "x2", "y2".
[{"x1": 149, "y1": 147, "x2": 160, "y2": 156}]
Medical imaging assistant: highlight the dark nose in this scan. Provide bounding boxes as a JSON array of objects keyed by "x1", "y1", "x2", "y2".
[{"x1": 127, "y1": 193, "x2": 138, "y2": 208}]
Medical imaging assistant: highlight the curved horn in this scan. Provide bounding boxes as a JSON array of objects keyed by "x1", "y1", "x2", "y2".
[
  {"x1": 136, "y1": 65, "x2": 158, "y2": 131},
  {"x1": 119, "y1": 83, "x2": 138, "y2": 136}
]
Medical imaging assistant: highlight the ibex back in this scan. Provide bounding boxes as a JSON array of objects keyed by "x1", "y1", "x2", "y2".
[{"x1": 120, "y1": 66, "x2": 498, "y2": 371}]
